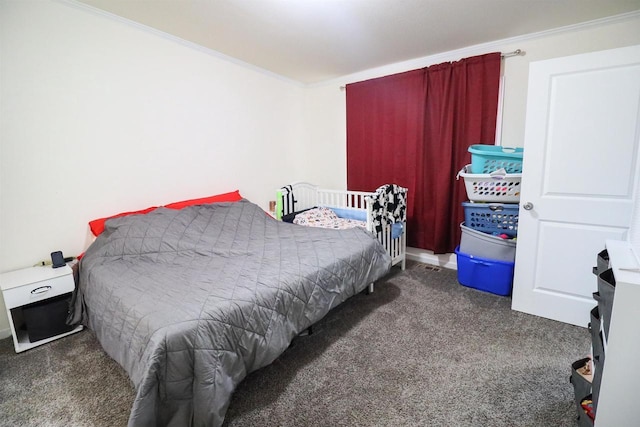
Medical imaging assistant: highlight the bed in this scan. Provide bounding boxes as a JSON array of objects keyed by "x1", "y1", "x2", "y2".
[
  {"x1": 276, "y1": 182, "x2": 408, "y2": 270},
  {"x1": 68, "y1": 199, "x2": 391, "y2": 427}
]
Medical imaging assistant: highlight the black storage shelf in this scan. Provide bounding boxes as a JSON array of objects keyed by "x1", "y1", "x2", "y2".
[{"x1": 571, "y1": 249, "x2": 614, "y2": 425}]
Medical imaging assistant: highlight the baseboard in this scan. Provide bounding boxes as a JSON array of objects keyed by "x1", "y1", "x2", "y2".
[
  {"x1": 0, "y1": 327, "x2": 12, "y2": 340},
  {"x1": 406, "y1": 247, "x2": 457, "y2": 270}
]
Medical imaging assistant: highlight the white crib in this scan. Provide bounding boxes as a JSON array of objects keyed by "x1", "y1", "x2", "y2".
[{"x1": 276, "y1": 182, "x2": 407, "y2": 270}]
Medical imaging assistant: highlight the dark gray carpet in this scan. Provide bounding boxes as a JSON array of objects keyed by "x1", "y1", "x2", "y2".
[{"x1": 0, "y1": 262, "x2": 589, "y2": 426}]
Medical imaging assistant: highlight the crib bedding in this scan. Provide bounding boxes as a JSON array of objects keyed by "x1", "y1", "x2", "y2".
[
  {"x1": 291, "y1": 206, "x2": 405, "y2": 238},
  {"x1": 69, "y1": 199, "x2": 391, "y2": 427},
  {"x1": 293, "y1": 206, "x2": 367, "y2": 229}
]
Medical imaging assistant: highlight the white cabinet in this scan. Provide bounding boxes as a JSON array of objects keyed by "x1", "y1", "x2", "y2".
[
  {"x1": 0, "y1": 265, "x2": 83, "y2": 353},
  {"x1": 593, "y1": 240, "x2": 640, "y2": 426}
]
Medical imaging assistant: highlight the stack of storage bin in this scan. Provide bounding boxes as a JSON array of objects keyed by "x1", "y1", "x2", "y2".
[{"x1": 455, "y1": 145, "x2": 524, "y2": 296}]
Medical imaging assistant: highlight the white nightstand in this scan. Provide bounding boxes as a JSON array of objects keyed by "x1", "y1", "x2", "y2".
[{"x1": 0, "y1": 265, "x2": 83, "y2": 353}]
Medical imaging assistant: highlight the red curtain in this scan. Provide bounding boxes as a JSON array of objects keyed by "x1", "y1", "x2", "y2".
[{"x1": 346, "y1": 53, "x2": 501, "y2": 254}]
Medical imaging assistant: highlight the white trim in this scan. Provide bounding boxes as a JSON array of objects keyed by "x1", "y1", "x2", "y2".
[
  {"x1": 315, "y1": 10, "x2": 640, "y2": 89},
  {"x1": 55, "y1": 0, "x2": 305, "y2": 88},
  {"x1": 406, "y1": 247, "x2": 457, "y2": 270},
  {"x1": 0, "y1": 327, "x2": 11, "y2": 340},
  {"x1": 495, "y1": 74, "x2": 506, "y2": 146}
]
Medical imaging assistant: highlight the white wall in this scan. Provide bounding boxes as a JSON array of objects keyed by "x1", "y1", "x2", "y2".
[
  {"x1": 298, "y1": 87, "x2": 348, "y2": 189},
  {"x1": 0, "y1": 0, "x2": 310, "y2": 268},
  {"x1": 303, "y1": 12, "x2": 640, "y2": 266},
  {"x1": 0, "y1": 0, "x2": 311, "y2": 336}
]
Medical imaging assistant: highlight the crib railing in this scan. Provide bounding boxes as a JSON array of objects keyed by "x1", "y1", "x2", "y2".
[
  {"x1": 278, "y1": 183, "x2": 366, "y2": 212},
  {"x1": 377, "y1": 223, "x2": 407, "y2": 270},
  {"x1": 277, "y1": 182, "x2": 407, "y2": 270},
  {"x1": 276, "y1": 182, "x2": 317, "y2": 217}
]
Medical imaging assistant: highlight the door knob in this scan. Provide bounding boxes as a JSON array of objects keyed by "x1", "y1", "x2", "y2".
[{"x1": 523, "y1": 202, "x2": 534, "y2": 210}]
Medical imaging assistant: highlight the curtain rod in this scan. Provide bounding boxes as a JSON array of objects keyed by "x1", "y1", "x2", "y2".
[
  {"x1": 502, "y1": 49, "x2": 524, "y2": 58},
  {"x1": 339, "y1": 49, "x2": 524, "y2": 90}
]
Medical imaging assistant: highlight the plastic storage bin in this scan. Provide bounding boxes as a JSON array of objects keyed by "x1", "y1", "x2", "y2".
[
  {"x1": 454, "y1": 247, "x2": 515, "y2": 296},
  {"x1": 457, "y1": 165, "x2": 522, "y2": 203},
  {"x1": 22, "y1": 292, "x2": 73, "y2": 342},
  {"x1": 459, "y1": 222, "x2": 516, "y2": 262},
  {"x1": 468, "y1": 145, "x2": 524, "y2": 174},
  {"x1": 462, "y1": 202, "x2": 519, "y2": 237}
]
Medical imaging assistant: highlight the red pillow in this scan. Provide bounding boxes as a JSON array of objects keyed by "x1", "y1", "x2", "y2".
[
  {"x1": 89, "y1": 190, "x2": 243, "y2": 236},
  {"x1": 89, "y1": 206, "x2": 158, "y2": 236},
  {"x1": 164, "y1": 190, "x2": 242, "y2": 210}
]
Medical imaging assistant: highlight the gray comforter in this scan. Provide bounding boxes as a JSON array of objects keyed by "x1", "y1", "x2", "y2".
[{"x1": 69, "y1": 200, "x2": 391, "y2": 426}]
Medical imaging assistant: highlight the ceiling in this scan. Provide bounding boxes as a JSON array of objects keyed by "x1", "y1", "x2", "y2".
[{"x1": 75, "y1": 0, "x2": 640, "y2": 84}]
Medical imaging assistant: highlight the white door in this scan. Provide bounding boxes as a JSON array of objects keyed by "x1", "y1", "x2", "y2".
[{"x1": 511, "y1": 45, "x2": 640, "y2": 327}]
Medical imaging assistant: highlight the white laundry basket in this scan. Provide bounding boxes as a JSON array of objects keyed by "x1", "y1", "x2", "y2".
[{"x1": 457, "y1": 164, "x2": 522, "y2": 203}]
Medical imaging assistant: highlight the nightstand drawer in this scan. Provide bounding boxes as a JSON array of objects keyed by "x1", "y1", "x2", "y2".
[{"x1": 2, "y1": 273, "x2": 75, "y2": 309}]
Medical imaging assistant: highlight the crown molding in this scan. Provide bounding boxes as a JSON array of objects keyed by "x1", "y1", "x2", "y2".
[
  {"x1": 312, "y1": 9, "x2": 640, "y2": 89},
  {"x1": 53, "y1": 0, "x2": 639, "y2": 89},
  {"x1": 55, "y1": 0, "x2": 305, "y2": 88}
]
